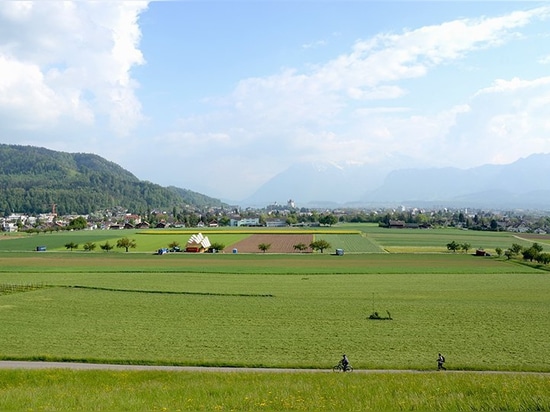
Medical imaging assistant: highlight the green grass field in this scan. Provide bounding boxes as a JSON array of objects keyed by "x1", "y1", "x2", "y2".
[
  {"x1": 362, "y1": 225, "x2": 543, "y2": 253},
  {"x1": 1, "y1": 225, "x2": 549, "y2": 410},
  {"x1": 1, "y1": 369, "x2": 548, "y2": 411},
  {"x1": 1, "y1": 252, "x2": 548, "y2": 371}
]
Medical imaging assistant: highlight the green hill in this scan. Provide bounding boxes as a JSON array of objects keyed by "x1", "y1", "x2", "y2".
[{"x1": 0, "y1": 144, "x2": 225, "y2": 215}]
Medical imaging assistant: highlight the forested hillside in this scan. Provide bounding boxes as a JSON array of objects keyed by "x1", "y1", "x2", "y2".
[{"x1": 0, "y1": 144, "x2": 224, "y2": 215}]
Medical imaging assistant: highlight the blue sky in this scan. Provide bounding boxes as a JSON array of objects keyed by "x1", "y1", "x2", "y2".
[{"x1": 1, "y1": 1, "x2": 550, "y2": 201}]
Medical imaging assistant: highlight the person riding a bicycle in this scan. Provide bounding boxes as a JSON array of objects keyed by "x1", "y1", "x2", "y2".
[{"x1": 341, "y1": 354, "x2": 349, "y2": 371}]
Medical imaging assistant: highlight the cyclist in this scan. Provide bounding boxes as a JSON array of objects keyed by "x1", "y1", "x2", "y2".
[
  {"x1": 437, "y1": 353, "x2": 446, "y2": 370},
  {"x1": 341, "y1": 354, "x2": 350, "y2": 371}
]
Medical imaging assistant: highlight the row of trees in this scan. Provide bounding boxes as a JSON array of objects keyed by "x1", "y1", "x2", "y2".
[
  {"x1": 498, "y1": 242, "x2": 550, "y2": 264},
  {"x1": 446, "y1": 240, "x2": 550, "y2": 265},
  {"x1": 65, "y1": 237, "x2": 136, "y2": 252},
  {"x1": 257, "y1": 240, "x2": 332, "y2": 253},
  {"x1": 446, "y1": 241, "x2": 471, "y2": 253},
  {"x1": 65, "y1": 238, "x2": 333, "y2": 254}
]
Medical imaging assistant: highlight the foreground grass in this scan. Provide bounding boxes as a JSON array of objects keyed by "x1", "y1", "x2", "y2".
[{"x1": 0, "y1": 369, "x2": 548, "y2": 411}]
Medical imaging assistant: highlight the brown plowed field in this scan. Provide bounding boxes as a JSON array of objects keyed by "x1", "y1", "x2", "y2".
[{"x1": 224, "y1": 234, "x2": 314, "y2": 253}]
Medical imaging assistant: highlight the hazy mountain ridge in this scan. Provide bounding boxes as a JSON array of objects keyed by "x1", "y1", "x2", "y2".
[
  {"x1": 0, "y1": 144, "x2": 225, "y2": 215},
  {"x1": 2, "y1": 143, "x2": 549, "y2": 211},
  {"x1": 242, "y1": 162, "x2": 388, "y2": 207},
  {"x1": 365, "y1": 153, "x2": 550, "y2": 208},
  {"x1": 242, "y1": 154, "x2": 550, "y2": 209}
]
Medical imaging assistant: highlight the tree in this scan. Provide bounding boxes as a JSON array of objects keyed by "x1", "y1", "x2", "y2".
[
  {"x1": 495, "y1": 247, "x2": 503, "y2": 257},
  {"x1": 83, "y1": 241, "x2": 96, "y2": 252},
  {"x1": 460, "y1": 242, "x2": 471, "y2": 254},
  {"x1": 293, "y1": 243, "x2": 308, "y2": 253},
  {"x1": 522, "y1": 245, "x2": 542, "y2": 262},
  {"x1": 258, "y1": 243, "x2": 271, "y2": 253},
  {"x1": 310, "y1": 239, "x2": 331, "y2": 253},
  {"x1": 68, "y1": 216, "x2": 88, "y2": 230},
  {"x1": 319, "y1": 214, "x2": 337, "y2": 226},
  {"x1": 510, "y1": 243, "x2": 524, "y2": 255},
  {"x1": 537, "y1": 252, "x2": 550, "y2": 265},
  {"x1": 218, "y1": 216, "x2": 230, "y2": 226},
  {"x1": 168, "y1": 241, "x2": 180, "y2": 250},
  {"x1": 209, "y1": 242, "x2": 226, "y2": 252},
  {"x1": 531, "y1": 242, "x2": 544, "y2": 254},
  {"x1": 117, "y1": 237, "x2": 136, "y2": 252},
  {"x1": 64, "y1": 242, "x2": 78, "y2": 251},
  {"x1": 100, "y1": 241, "x2": 114, "y2": 252},
  {"x1": 446, "y1": 241, "x2": 460, "y2": 253}
]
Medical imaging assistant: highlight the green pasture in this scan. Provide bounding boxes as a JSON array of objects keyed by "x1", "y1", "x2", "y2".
[
  {"x1": 1, "y1": 369, "x2": 549, "y2": 411},
  {"x1": 361, "y1": 225, "x2": 545, "y2": 253},
  {"x1": 0, "y1": 230, "x2": 243, "y2": 254},
  {"x1": 0, "y1": 252, "x2": 542, "y2": 275},
  {"x1": 0, "y1": 253, "x2": 548, "y2": 372},
  {"x1": 314, "y1": 233, "x2": 384, "y2": 253}
]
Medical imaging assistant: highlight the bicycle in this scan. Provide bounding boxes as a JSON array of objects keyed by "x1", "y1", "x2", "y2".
[{"x1": 332, "y1": 361, "x2": 353, "y2": 372}]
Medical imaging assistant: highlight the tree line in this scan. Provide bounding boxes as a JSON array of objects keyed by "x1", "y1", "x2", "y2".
[{"x1": 446, "y1": 240, "x2": 550, "y2": 265}]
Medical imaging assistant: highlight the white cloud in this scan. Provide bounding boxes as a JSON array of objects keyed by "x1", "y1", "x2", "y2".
[
  {"x1": 83, "y1": 4, "x2": 550, "y2": 199},
  {"x1": 302, "y1": 39, "x2": 327, "y2": 49},
  {"x1": 182, "y1": 6, "x2": 550, "y2": 172},
  {"x1": 441, "y1": 76, "x2": 550, "y2": 167},
  {"x1": 476, "y1": 76, "x2": 550, "y2": 95},
  {"x1": 0, "y1": 1, "x2": 148, "y2": 136},
  {"x1": 3, "y1": 2, "x2": 550, "y2": 201}
]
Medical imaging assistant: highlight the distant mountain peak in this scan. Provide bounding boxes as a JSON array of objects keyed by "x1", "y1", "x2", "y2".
[{"x1": 242, "y1": 153, "x2": 550, "y2": 209}]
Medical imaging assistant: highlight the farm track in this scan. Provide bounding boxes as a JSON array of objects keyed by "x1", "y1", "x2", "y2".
[{"x1": 0, "y1": 361, "x2": 548, "y2": 375}]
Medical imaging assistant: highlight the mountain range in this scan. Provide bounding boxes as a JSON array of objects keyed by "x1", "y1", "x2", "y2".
[
  {"x1": 241, "y1": 153, "x2": 550, "y2": 209},
  {"x1": 2, "y1": 143, "x2": 549, "y2": 212}
]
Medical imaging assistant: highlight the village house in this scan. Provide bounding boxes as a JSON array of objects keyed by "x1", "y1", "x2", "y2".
[
  {"x1": 230, "y1": 217, "x2": 261, "y2": 227},
  {"x1": 265, "y1": 218, "x2": 287, "y2": 227}
]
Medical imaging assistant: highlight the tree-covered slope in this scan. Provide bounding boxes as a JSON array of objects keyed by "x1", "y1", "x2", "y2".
[{"x1": 0, "y1": 144, "x2": 224, "y2": 215}]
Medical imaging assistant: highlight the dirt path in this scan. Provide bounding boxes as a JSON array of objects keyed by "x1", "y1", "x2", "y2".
[{"x1": 0, "y1": 361, "x2": 548, "y2": 375}]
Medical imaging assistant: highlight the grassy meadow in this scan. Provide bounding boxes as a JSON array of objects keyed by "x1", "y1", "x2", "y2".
[
  {"x1": 1, "y1": 369, "x2": 549, "y2": 411},
  {"x1": 1, "y1": 225, "x2": 549, "y2": 410}
]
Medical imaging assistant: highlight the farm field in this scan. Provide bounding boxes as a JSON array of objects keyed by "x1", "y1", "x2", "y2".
[
  {"x1": 315, "y1": 233, "x2": 384, "y2": 253},
  {"x1": 360, "y1": 225, "x2": 545, "y2": 253},
  {"x1": 227, "y1": 234, "x2": 313, "y2": 253},
  {"x1": 1, "y1": 226, "x2": 550, "y2": 410},
  {"x1": 0, "y1": 252, "x2": 548, "y2": 371},
  {"x1": 2, "y1": 224, "x2": 549, "y2": 255}
]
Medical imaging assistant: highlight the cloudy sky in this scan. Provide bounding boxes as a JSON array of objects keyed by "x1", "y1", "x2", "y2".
[{"x1": 1, "y1": 1, "x2": 550, "y2": 200}]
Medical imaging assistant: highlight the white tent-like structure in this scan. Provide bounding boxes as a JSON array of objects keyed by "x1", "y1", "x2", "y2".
[{"x1": 185, "y1": 233, "x2": 211, "y2": 253}]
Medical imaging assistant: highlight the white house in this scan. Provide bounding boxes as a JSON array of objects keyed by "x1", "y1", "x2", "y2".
[{"x1": 230, "y1": 217, "x2": 260, "y2": 227}]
